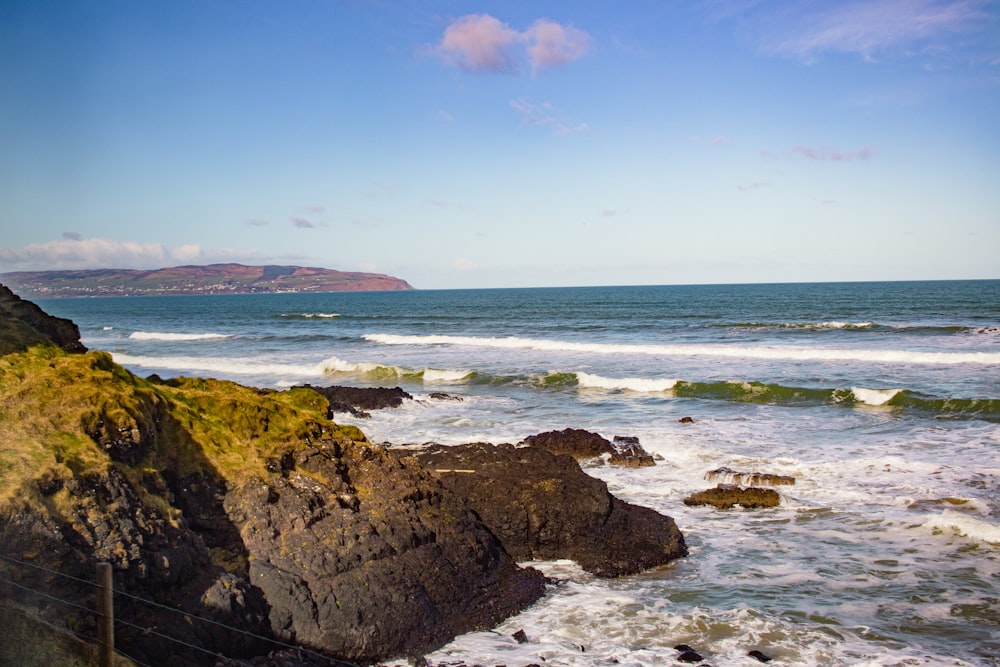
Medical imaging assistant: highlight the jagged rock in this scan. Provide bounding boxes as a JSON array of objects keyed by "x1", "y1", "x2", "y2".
[
  {"x1": 705, "y1": 466, "x2": 795, "y2": 486},
  {"x1": 683, "y1": 484, "x2": 781, "y2": 509},
  {"x1": 0, "y1": 283, "x2": 87, "y2": 354},
  {"x1": 522, "y1": 428, "x2": 613, "y2": 459},
  {"x1": 749, "y1": 649, "x2": 773, "y2": 663},
  {"x1": 524, "y1": 428, "x2": 656, "y2": 467},
  {"x1": 413, "y1": 443, "x2": 687, "y2": 577},
  {"x1": 229, "y1": 439, "x2": 544, "y2": 663},
  {"x1": 299, "y1": 384, "x2": 412, "y2": 418}
]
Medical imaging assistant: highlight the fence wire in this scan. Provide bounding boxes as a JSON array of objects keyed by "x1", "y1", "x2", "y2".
[{"x1": 0, "y1": 551, "x2": 363, "y2": 667}]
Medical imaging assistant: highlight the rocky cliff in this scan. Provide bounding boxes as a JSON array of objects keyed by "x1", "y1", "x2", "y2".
[{"x1": 0, "y1": 285, "x2": 687, "y2": 666}]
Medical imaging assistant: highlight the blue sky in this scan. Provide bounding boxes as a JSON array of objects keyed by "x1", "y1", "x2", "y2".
[{"x1": 1, "y1": 0, "x2": 998, "y2": 289}]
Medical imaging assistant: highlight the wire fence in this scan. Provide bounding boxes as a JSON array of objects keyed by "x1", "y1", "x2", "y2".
[{"x1": 0, "y1": 551, "x2": 362, "y2": 667}]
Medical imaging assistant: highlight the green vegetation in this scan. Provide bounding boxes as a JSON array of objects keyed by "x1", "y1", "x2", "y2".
[{"x1": 0, "y1": 344, "x2": 369, "y2": 506}]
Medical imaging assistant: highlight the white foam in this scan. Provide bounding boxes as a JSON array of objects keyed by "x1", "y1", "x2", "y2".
[
  {"x1": 850, "y1": 387, "x2": 903, "y2": 406},
  {"x1": 363, "y1": 333, "x2": 1000, "y2": 365},
  {"x1": 924, "y1": 510, "x2": 1000, "y2": 545},
  {"x1": 112, "y1": 353, "x2": 324, "y2": 378},
  {"x1": 576, "y1": 372, "x2": 679, "y2": 392},
  {"x1": 282, "y1": 312, "x2": 340, "y2": 318},
  {"x1": 129, "y1": 331, "x2": 233, "y2": 341}
]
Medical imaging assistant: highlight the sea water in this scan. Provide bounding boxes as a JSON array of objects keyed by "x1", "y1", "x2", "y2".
[{"x1": 37, "y1": 281, "x2": 1000, "y2": 665}]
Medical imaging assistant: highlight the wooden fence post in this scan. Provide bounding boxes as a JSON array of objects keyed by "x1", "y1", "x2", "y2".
[{"x1": 96, "y1": 562, "x2": 114, "y2": 667}]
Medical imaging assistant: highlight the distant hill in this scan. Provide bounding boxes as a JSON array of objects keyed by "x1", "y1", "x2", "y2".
[{"x1": 0, "y1": 263, "x2": 415, "y2": 298}]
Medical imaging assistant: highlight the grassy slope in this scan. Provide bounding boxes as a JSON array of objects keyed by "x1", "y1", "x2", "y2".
[{"x1": 0, "y1": 345, "x2": 367, "y2": 510}]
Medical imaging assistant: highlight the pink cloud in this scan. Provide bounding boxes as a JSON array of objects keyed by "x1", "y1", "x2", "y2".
[
  {"x1": 524, "y1": 19, "x2": 592, "y2": 73},
  {"x1": 439, "y1": 14, "x2": 520, "y2": 73},
  {"x1": 438, "y1": 14, "x2": 591, "y2": 74}
]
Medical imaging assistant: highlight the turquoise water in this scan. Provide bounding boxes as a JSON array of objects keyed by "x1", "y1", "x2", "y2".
[{"x1": 39, "y1": 280, "x2": 1000, "y2": 665}]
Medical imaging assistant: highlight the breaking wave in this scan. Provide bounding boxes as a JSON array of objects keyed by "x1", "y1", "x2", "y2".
[
  {"x1": 362, "y1": 333, "x2": 1000, "y2": 365},
  {"x1": 923, "y1": 511, "x2": 1000, "y2": 545},
  {"x1": 278, "y1": 313, "x2": 340, "y2": 319},
  {"x1": 129, "y1": 331, "x2": 233, "y2": 341}
]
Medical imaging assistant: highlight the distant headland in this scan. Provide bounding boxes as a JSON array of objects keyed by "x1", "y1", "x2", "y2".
[{"x1": 0, "y1": 263, "x2": 415, "y2": 298}]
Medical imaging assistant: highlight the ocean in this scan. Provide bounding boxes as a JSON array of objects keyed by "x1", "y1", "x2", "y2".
[{"x1": 37, "y1": 280, "x2": 1000, "y2": 666}]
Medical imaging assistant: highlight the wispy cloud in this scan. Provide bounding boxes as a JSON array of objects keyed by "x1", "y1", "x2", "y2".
[
  {"x1": 0, "y1": 237, "x2": 263, "y2": 271},
  {"x1": 290, "y1": 216, "x2": 316, "y2": 229},
  {"x1": 763, "y1": 145, "x2": 876, "y2": 161},
  {"x1": 245, "y1": 219, "x2": 269, "y2": 227},
  {"x1": 510, "y1": 98, "x2": 589, "y2": 135},
  {"x1": 711, "y1": 0, "x2": 991, "y2": 63},
  {"x1": 738, "y1": 180, "x2": 771, "y2": 192},
  {"x1": 437, "y1": 14, "x2": 591, "y2": 75}
]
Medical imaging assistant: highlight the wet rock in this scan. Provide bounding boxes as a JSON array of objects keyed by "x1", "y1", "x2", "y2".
[
  {"x1": 524, "y1": 428, "x2": 657, "y2": 467},
  {"x1": 299, "y1": 384, "x2": 413, "y2": 418},
  {"x1": 704, "y1": 466, "x2": 795, "y2": 486},
  {"x1": 683, "y1": 484, "x2": 781, "y2": 509},
  {"x1": 749, "y1": 649, "x2": 773, "y2": 663},
  {"x1": 512, "y1": 629, "x2": 528, "y2": 643},
  {"x1": 611, "y1": 436, "x2": 656, "y2": 467},
  {"x1": 677, "y1": 649, "x2": 704, "y2": 663},
  {"x1": 414, "y1": 442, "x2": 687, "y2": 577},
  {"x1": 678, "y1": 416, "x2": 695, "y2": 424},
  {"x1": 429, "y1": 392, "x2": 463, "y2": 401}
]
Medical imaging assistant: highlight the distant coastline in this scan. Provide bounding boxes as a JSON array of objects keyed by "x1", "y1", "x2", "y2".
[{"x1": 0, "y1": 263, "x2": 415, "y2": 298}]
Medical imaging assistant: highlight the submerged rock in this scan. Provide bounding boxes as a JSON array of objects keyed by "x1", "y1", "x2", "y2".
[
  {"x1": 683, "y1": 484, "x2": 781, "y2": 509},
  {"x1": 413, "y1": 442, "x2": 687, "y2": 577}
]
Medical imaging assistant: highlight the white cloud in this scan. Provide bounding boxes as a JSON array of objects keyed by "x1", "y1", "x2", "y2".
[{"x1": 0, "y1": 237, "x2": 263, "y2": 272}]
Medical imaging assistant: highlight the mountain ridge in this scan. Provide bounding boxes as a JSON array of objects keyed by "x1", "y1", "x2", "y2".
[{"x1": 0, "y1": 263, "x2": 415, "y2": 298}]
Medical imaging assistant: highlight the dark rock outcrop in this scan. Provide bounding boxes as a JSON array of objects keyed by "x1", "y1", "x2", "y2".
[
  {"x1": 299, "y1": 384, "x2": 413, "y2": 418},
  {"x1": 523, "y1": 428, "x2": 657, "y2": 467},
  {"x1": 522, "y1": 428, "x2": 612, "y2": 459},
  {"x1": 0, "y1": 283, "x2": 87, "y2": 354},
  {"x1": 413, "y1": 443, "x2": 687, "y2": 577},
  {"x1": 230, "y1": 439, "x2": 544, "y2": 663},
  {"x1": 683, "y1": 484, "x2": 781, "y2": 509}
]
